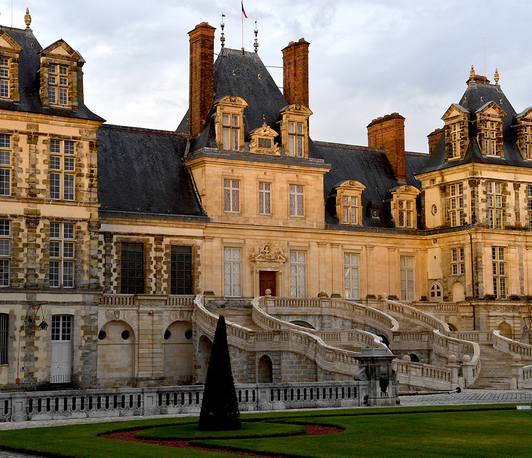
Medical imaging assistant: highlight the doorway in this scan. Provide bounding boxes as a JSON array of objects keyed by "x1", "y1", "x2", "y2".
[
  {"x1": 50, "y1": 315, "x2": 72, "y2": 384},
  {"x1": 259, "y1": 271, "x2": 276, "y2": 296}
]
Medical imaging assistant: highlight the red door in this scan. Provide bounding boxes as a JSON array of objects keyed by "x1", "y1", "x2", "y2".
[{"x1": 259, "y1": 271, "x2": 276, "y2": 296}]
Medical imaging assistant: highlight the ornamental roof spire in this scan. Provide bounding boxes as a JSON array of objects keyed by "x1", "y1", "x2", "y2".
[
  {"x1": 470, "y1": 65, "x2": 475, "y2": 78},
  {"x1": 24, "y1": 8, "x2": 31, "y2": 28},
  {"x1": 494, "y1": 68, "x2": 500, "y2": 84}
]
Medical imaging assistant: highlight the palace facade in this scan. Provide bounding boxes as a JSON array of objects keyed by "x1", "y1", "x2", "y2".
[{"x1": 1, "y1": 14, "x2": 531, "y2": 390}]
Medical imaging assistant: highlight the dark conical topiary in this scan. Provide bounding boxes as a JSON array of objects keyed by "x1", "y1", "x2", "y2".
[{"x1": 198, "y1": 315, "x2": 241, "y2": 431}]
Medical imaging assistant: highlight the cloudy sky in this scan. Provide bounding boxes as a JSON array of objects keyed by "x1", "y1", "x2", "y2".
[{"x1": 1, "y1": 0, "x2": 531, "y2": 152}]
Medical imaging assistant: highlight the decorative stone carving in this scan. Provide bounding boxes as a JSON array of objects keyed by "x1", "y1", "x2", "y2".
[
  {"x1": 249, "y1": 241, "x2": 288, "y2": 272},
  {"x1": 248, "y1": 123, "x2": 280, "y2": 155}
]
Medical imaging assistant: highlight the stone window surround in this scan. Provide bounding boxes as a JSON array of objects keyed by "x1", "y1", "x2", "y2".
[
  {"x1": 214, "y1": 95, "x2": 247, "y2": 152},
  {"x1": 280, "y1": 104, "x2": 312, "y2": 159}
]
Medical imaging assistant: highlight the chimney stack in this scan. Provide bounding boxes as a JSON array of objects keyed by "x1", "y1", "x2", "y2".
[
  {"x1": 188, "y1": 22, "x2": 215, "y2": 138},
  {"x1": 367, "y1": 113, "x2": 406, "y2": 182},
  {"x1": 427, "y1": 128, "x2": 444, "y2": 154},
  {"x1": 282, "y1": 38, "x2": 309, "y2": 107}
]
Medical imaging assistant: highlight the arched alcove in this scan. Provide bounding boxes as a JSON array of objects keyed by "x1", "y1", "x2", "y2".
[
  {"x1": 97, "y1": 320, "x2": 135, "y2": 380},
  {"x1": 258, "y1": 355, "x2": 273, "y2": 383},
  {"x1": 196, "y1": 335, "x2": 213, "y2": 383},
  {"x1": 163, "y1": 321, "x2": 193, "y2": 383},
  {"x1": 498, "y1": 321, "x2": 512, "y2": 339}
]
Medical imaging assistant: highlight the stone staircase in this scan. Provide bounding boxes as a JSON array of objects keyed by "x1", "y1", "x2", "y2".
[
  {"x1": 208, "y1": 307, "x2": 261, "y2": 331},
  {"x1": 471, "y1": 344, "x2": 514, "y2": 389}
]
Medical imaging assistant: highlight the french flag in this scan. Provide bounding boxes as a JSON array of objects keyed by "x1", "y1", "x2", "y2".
[{"x1": 241, "y1": 1, "x2": 248, "y2": 18}]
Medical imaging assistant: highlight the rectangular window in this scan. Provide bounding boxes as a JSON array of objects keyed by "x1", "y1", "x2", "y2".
[
  {"x1": 0, "y1": 57, "x2": 9, "y2": 99},
  {"x1": 0, "y1": 134, "x2": 11, "y2": 196},
  {"x1": 121, "y1": 243, "x2": 144, "y2": 294},
  {"x1": 344, "y1": 253, "x2": 359, "y2": 300},
  {"x1": 48, "y1": 64, "x2": 68, "y2": 106},
  {"x1": 224, "y1": 247, "x2": 241, "y2": 297},
  {"x1": 51, "y1": 315, "x2": 72, "y2": 341},
  {"x1": 0, "y1": 220, "x2": 10, "y2": 287},
  {"x1": 450, "y1": 122, "x2": 463, "y2": 158},
  {"x1": 342, "y1": 196, "x2": 359, "y2": 225},
  {"x1": 400, "y1": 256, "x2": 415, "y2": 301},
  {"x1": 224, "y1": 179, "x2": 239, "y2": 213},
  {"x1": 487, "y1": 181, "x2": 503, "y2": 229},
  {"x1": 170, "y1": 245, "x2": 192, "y2": 295},
  {"x1": 258, "y1": 182, "x2": 271, "y2": 215},
  {"x1": 448, "y1": 183, "x2": 465, "y2": 227},
  {"x1": 492, "y1": 247, "x2": 506, "y2": 299},
  {"x1": 398, "y1": 199, "x2": 414, "y2": 228},
  {"x1": 49, "y1": 222, "x2": 75, "y2": 288},
  {"x1": 290, "y1": 250, "x2": 306, "y2": 297},
  {"x1": 482, "y1": 121, "x2": 499, "y2": 155},
  {"x1": 288, "y1": 122, "x2": 304, "y2": 157},
  {"x1": 50, "y1": 139, "x2": 75, "y2": 201},
  {"x1": 222, "y1": 113, "x2": 240, "y2": 151},
  {"x1": 0, "y1": 313, "x2": 7, "y2": 364},
  {"x1": 451, "y1": 247, "x2": 465, "y2": 276},
  {"x1": 289, "y1": 184, "x2": 304, "y2": 217},
  {"x1": 528, "y1": 185, "x2": 532, "y2": 230}
]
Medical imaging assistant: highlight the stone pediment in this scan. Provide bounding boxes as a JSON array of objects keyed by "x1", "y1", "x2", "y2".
[
  {"x1": 0, "y1": 31, "x2": 22, "y2": 53},
  {"x1": 215, "y1": 95, "x2": 248, "y2": 108},
  {"x1": 280, "y1": 104, "x2": 313, "y2": 117},
  {"x1": 334, "y1": 180, "x2": 366, "y2": 192},
  {"x1": 475, "y1": 100, "x2": 506, "y2": 118},
  {"x1": 249, "y1": 123, "x2": 280, "y2": 155},
  {"x1": 442, "y1": 103, "x2": 468, "y2": 121},
  {"x1": 40, "y1": 39, "x2": 81, "y2": 61}
]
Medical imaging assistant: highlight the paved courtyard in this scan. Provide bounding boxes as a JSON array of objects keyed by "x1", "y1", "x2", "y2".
[{"x1": 0, "y1": 389, "x2": 531, "y2": 457}]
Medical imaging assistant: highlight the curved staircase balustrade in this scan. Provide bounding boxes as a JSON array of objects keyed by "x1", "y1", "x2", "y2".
[
  {"x1": 393, "y1": 359, "x2": 454, "y2": 391},
  {"x1": 382, "y1": 299, "x2": 451, "y2": 333},
  {"x1": 492, "y1": 330, "x2": 532, "y2": 360},
  {"x1": 452, "y1": 331, "x2": 494, "y2": 344},
  {"x1": 433, "y1": 329, "x2": 481, "y2": 387},
  {"x1": 193, "y1": 295, "x2": 360, "y2": 376},
  {"x1": 260, "y1": 296, "x2": 399, "y2": 339},
  {"x1": 252, "y1": 297, "x2": 388, "y2": 350}
]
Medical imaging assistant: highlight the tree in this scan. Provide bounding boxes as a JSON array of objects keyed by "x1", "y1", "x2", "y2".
[{"x1": 198, "y1": 315, "x2": 241, "y2": 430}]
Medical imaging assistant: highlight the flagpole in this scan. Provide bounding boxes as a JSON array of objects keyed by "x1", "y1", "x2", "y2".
[{"x1": 242, "y1": 7, "x2": 244, "y2": 51}]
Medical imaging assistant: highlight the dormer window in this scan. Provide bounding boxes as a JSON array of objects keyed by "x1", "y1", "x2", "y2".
[
  {"x1": 475, "y1": 101, "x2": 505, "y2": 157},
  {"x1": 0, "y1": 58, "x2": 9, "y2": 98},
  {"x1": 391, "y1": 185, "x2": 420, "y2": 229},
  {"x1": 280, "y1": 104, "x2": 312, "y2": 159},
  {"x1": 48, "y1": 64, "x2": 69, "y2": 106},
  {"x1": 39, "y1": 39, "x2": 82, "y2": 110},
  {"x1": 514, "y1": 107, "x2": 532, "y2": 160},
  {"x1": 334, "y1": 180, "x2": 366, "y2": 226},
  {"x1": 214, "y1": 95, "x2": 247, "y2": 152},
  {"x1": 442, "y1": 104, "x2": 468, "y2": 161},
  {"x1": 248, "y1": 123, "x2": 280, "y2": 155}
]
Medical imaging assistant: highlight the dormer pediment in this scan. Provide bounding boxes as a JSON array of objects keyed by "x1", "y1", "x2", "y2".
[
  {"x1": 391, "y1": 185, "x2": 420, "y2": 196},
  {"x1": 280, "y1": 104, "x2": 313, "y2": 117},
  {"x1": 334, "y1": 180, "x2": 366, "y2": 193},
  {"x1": 40, "y1": 39, "x2": 81, "y2": 62},
  {"x1": 0, "y1": 31, "x2": 22, "y2": 53},
  {"x1": 215, "y1": 95, "x2": 248, "y2": 109},
  {"x1": 249, "y1": 123, "x2": 280, "y2": 155},
  {"x1": 515, "y1": 106, "x2": 532, "y2": 122},
  {"x1": 475, "y1": 101, "x2": 506, "y2": 118},
  {"x1": 442, "y1": 103, "x2": 468, "y2": 122}
]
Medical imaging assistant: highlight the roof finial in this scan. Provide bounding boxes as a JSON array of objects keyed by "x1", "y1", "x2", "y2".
[
  {"x1": 494, "y1": 68, "x2": 500, "y2": 84},
  {"x1": 24, "y1": 7, "x2": 31, "y2": 29},
  {"x1": 254, "y1": 20, "x2": 259, "y2": 53},
  {"x1": 220, "y1": 13, "x2": 225, "y2": 48},
  {"x1": 470, "y1": 64, "x2": 475, "y2": 79}
]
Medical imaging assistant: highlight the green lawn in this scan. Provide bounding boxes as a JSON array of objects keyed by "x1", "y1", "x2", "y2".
[{"x1": 0, "y1": 405, "x2": 530, "y2": 457}]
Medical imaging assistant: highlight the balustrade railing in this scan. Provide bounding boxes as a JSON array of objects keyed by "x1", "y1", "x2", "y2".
[
  {"x1": 492, "y1": 330, "x2": 532, "y2": 360},
  {"x1": 0, "y1": 381, "x2": 366, "y2": 422},
  {"x1": 382, "y1": 299, "x2": 450, "y2": 333}
]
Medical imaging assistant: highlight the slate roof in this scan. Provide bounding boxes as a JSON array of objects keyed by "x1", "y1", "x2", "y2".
[
  {"x1": 419, "y1": 80, "x2": 530, "y2": 174},
  {"x1": 97, "y1": 124, "x2": 206, "y2": 219},
  {"x1": 0, "y1": 26, "x2": 103, "y2": 122},
  {"x1": 315, "y1": 141, "x2": 428, "y2": 227},
  {"x1": 182, "y1": 47, "x2": 322, "y2": 160}
]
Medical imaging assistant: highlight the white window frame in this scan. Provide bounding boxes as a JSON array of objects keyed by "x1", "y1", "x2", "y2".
[
  {"x1": 288, "y1": 121, "x2": 304, "y2": 157},
  {"x1": 398, "y1": 199, "x2": 414, "y2": 228},
  {"x1": 451, "y1": 247, "x2": 465, "y2": 276},
  {"x1": 50, "y1": 139, "x2": 75, "y2": 201},
  {"x1": 49, "y1": 222, "x2": 75, "y2": 289},
  {"x1": 341, "y1": 195, "x2": 359, "y2": 225},
  {"x1": 289, "y1": 184, "x2": 304, "y2": 217},
  {"x1": 449, "y1": 183, "x2": 465, "y2": 227},
  {"x1": 222, "y1": 113, "x2": 240, "y2": 151},
  {"x1": 258, "y1": 181, "x2": 271, "y2": 215},
  {"x1": 450, "y1": 122, "x2": 463, "y2": 158},
  {"x1": 290, "y1": 250, "x2": 306, "y2": 297},
  {"x1": 400, "y1": 256, "x2": 415, "y2": 301},
  {"x1": 224, "y1": 247, "x2": 241, "y2": 297},
  {"x1": 487, "y1": 181, "x2": 503, "y2": 229},
  {"x1": 0, "y1": 134, "x2": 11, "y2": 196},
  {"x1": 344, "y1": 253, "x2": 359, "y2": 300},
  {"x1": 492, "y1": 246, "x2": 506, "y2": 299},
  {"x1": 0, "y1": 57, "x2": 9, "y2": 99},
  {"x1": 48, "y1": 64, "x2": 69, "y2": 106},
  {"x1": 0, "y1": 220, "x2": 10, "y2": 287},
  {"x1": 224, "y1": 179, "x2": 240, "y2": 213},
  {"x1": 429, "y1": 281, "x2": 443, "y2": 302}
]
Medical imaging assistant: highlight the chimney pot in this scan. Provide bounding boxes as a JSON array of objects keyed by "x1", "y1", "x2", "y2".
[{"x1": 282, "y1": 38, "x2": 310, "y2": 107}]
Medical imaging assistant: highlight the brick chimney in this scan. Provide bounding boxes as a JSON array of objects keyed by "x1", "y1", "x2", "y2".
[
  {"x1": 367, "y1": 113, "x2": 406, "y2": 182},
  {"x1": 282, "y1": 38, "x2": 309, "y2": 107},
  {"x1": 188, "y1": 22, "x2": 215, "y2": 138},
  {"x1": 427, "y1": 128, "x2": 444, "y2": 154}
]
